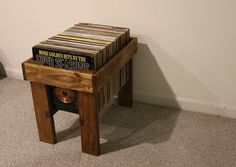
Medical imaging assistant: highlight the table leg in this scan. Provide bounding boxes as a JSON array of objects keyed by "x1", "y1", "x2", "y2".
[
  {"x1": 118, "y1": 59, "x2": 133, "y2": 107},
  {"x1": 78, "y1": 92, "x2": 100, "y2": 156},
  {"x1": 30, "y1": 82, "x2": 56, "y2": 144}
]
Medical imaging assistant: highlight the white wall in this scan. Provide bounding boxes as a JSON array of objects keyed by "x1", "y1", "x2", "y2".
[{"x1": 0, "y1": 0, "x2": 236, "y2": 117}]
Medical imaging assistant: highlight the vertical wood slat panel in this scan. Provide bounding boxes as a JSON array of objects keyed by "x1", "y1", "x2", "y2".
[{"x1": 118, "y1": 59, "x2": 133, "y2": 106}]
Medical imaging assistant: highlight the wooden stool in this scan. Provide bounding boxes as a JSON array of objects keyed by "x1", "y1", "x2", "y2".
[{"x1": 22, "y1": 38, "x2": 137, "y2": 156}]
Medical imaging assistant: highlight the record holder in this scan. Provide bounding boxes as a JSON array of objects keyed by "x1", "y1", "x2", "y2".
[{"x1": 22, "y1": 37, "x2": 137, "y2": 156}]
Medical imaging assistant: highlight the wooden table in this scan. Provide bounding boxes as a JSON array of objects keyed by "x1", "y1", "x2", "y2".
[{"x1": 22, "y1": 37, "x2": 137, "y2": 156}]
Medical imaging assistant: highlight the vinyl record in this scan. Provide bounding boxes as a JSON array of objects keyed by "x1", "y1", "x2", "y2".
[{"x1": 54, "y1": 88, "x2": 75, "y2": 104}]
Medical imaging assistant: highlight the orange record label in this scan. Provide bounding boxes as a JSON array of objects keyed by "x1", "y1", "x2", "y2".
[{"x1": 55, "y1": 88, "x2": 75, "y2": 104}]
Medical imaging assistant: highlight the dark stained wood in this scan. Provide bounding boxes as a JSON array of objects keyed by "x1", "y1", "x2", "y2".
[
  {"x1": 22, "y1": 59, "x2": 94, "y2": 93},
  {"x1": 78, "y1": 92, "x2": 100, "y2": 156},
  {"x1": 30, "y1": 82, "x2": 56, "y2": 144},
  {"x1": 118, "y1": 59, "x2": 133, "y2": 107},
  {"x1": 93, "y1": 37, "x2": 137, "y2": 93},
  {"x1": 22, "y1": 37, "x2": 137, "y2": 156}
]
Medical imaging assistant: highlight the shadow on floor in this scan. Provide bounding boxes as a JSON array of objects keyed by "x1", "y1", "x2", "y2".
[
  {"x1": 56, "y1": 101, "x2": 180, "y2": 154},
  {"x1": 100, "y1": 102, "x2": 179, "y2": 154},
  {"x1": 57, "y1": 119, "x2": 81, "y2": 142},
  {"x1": 56, "y1": 41, "x2": 180, "y2": 154}
]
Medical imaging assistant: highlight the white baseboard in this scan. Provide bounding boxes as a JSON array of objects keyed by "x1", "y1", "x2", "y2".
[
  {"x1": 5, "y1": 68, "x2": 23, "y2": 80},
  {"x1": 5, "y1": 68, "x2": 236, "y2": 119},
  {"x1": 134, "y1": 90, "x2": 236, "y2": 119}
]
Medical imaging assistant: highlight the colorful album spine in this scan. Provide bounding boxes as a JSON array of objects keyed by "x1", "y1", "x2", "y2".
[
  {"x1": 82, "y1": 22, "x2": 130, "y2": 44},
  {"x1": 54, "y1": 34, "x2": 112, "y2": 66},
  {"x1": 67, "y1": 27, "x2": 118, "y2": 59},
  {"x1": 32, "y1": 23, "x2": 130, "y2": 72},
  {"x1": 49, "y1": 35, "x2": 110, "y2": 65},
  {"x1": 75, "y1": 23, "x2": 130, "y2": 47}
]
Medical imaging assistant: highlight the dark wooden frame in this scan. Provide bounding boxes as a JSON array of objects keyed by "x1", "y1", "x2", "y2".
[{"x1": 22, "y1": 37, "x2": 137, "y2": 156}]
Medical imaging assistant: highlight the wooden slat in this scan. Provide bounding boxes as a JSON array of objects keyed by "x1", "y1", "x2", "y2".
[
  {"x1": 118, "y1": 59, "x2": 133, "y2": 106},
  {"x1": 22, "y1": 59, "x2": 94, "y2": 93},
  {"x1": 93, "y1": 37, "x2": 137, "y2": 92}
]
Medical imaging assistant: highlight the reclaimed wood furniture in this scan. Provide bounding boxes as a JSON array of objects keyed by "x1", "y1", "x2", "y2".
[{"x1": 22, "y1": 37, "x2": 137, "y2": 156}]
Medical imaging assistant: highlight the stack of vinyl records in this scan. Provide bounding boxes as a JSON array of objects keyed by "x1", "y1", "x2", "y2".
[
  {"x1": 32, "y1": 22, "x2": 130, "y2": 71},
  {"x1": 32, "y1": 23, "x2": 131, "y2": 111}
]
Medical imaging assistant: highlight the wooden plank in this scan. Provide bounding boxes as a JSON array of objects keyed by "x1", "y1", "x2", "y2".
[
  {"x1": 30, "y1": 82, "x2": 56, "y2": 144},
  {"x1": 78, "y1": 92, "x2": 100, "y2": 156},
  {"x1": 22, "y1": 59, "x2": 94, "y2": 93},
  {"x1": 118, "y1": 59, "x2": 133, "y2": 106},
  {"x1": 93, "y1": 37, "x2": 137, "y2": 92}
]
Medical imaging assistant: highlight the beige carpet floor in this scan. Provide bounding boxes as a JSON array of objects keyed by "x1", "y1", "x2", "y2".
[{"x1": 1, "y1": 77, "x2": 236, "y2": 167}]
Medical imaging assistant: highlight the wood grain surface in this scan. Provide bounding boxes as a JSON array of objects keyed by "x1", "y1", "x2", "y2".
[
  {"x1": 78, "y1": 92, "x2": 100, "y2": 156},
  {"x1": 22, "y1": 59, "x2": 94, "y2": 93},
  {"x1": 30, "y1": 82, "x2": 56, "y2": 144},
  {"x1": 118, "y1": 59, "x2": 133, "y2": 106}
]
